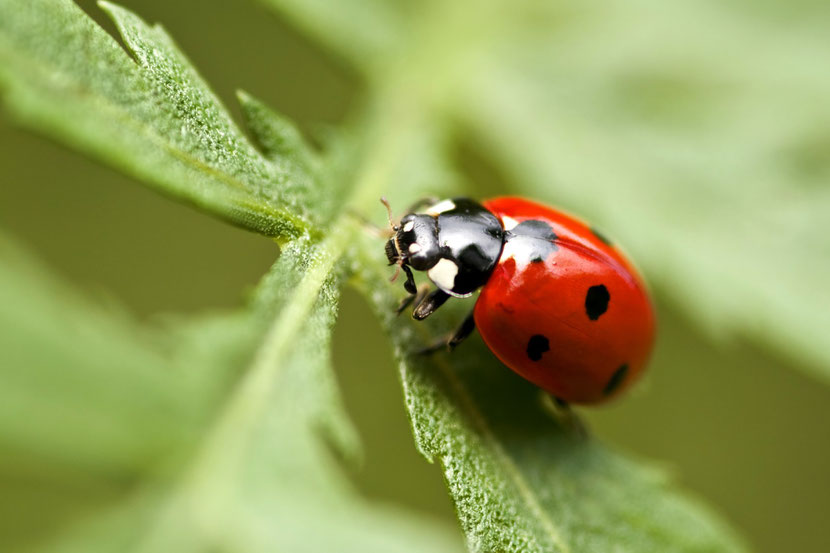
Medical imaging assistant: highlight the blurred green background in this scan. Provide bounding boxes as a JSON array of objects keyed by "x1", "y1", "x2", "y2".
[{"x1": 1, "y1": 1, "x2": 828, "y2": 551}]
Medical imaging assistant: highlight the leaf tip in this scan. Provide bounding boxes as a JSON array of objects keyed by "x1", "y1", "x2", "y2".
[
  {"x1": 236, "y1": 91, "x2": 314, "y2": 168},
  {"x1": 96, "y1": 0, "x2": 138, "y2": 37},
  {"x1": 235, "y1": 88, "x2": 253, "y2": 104},
  {"x1": 96, "y1": 0, "x2": 120, "y2": 17}
]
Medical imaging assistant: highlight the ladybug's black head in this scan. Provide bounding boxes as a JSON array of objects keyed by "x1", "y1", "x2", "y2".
[
  {"x1": 384, "y1": 198, "x2": 505, "y2": 297},
  {"x1": 382, "y1": 197, "x2": 443, "y2": 275},
  {"x1": 386, "y1": 213, "x2": 443, "y2": 271}
]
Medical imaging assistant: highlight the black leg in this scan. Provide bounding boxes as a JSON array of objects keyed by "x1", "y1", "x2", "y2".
[
  {"x1": 447, "y1": 311, "x2": 476, "y2": 350},
  {"x1": 552, "y1": 396, "x2": 569, "y2": 410},
  {"x1": 545, "y1": 395, "x2": 588, "y2": 438},
  {"x1": 412, "y1": 289, "x2": 451, "y2": 320},
  {"x1": 416, "y1": 309, "x2": 476, "y2": 355},
  {"x1": 401, "y1": 265, "x2": 417, "y2": 295},
  {"x1": 396, "y1": 283, "x2": 430, "y2": 316},
  {"x1": 404, "y1": 196, "x2": 440, "y2": 214}
]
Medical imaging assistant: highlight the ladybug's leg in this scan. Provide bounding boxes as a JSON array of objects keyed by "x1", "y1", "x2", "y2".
[
  {"x1": 543, "y1": 395, "x2": 588, "y2": 439},
  {"x1": 416, "y1": 309, "x2": 476, "y2": 355},
  {"x1": 396, "y1": 283, "x2": 430, "y2": 316},
  {"x1": 401, "y1": 265, "x2": 418, "y2": 295},
  {"x1": 412, "y1": 289, "x2": 451, "y2": 320},
  {"x1": 404, "y1": 196, "x2": 440, "y2": 214},
  {"x1": 447, "y1": 311, "x2": 476, "y2": 350}
]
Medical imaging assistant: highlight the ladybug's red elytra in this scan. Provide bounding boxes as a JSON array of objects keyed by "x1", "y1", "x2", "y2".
[{"x1": 384, "y1": 196, "x2": 655, "y2": 405}]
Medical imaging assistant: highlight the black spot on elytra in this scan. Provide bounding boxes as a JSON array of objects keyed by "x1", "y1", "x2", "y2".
[
  {"x1": 603, "y1": 364, "x2": 629, "y2": 395},
  {"x1": 512, "y1": 220, "x2": 557, "y2": 242},
  {"x1": 585, "y1": 284, "x2": 610, "y2": 320},
  {"x1": 526, "y1": 334, "x2": 550, "y2": 361},
  {"x1": 505, "y1": 220, "x2": 559, "y2": 265},
  {"x1": 591, "y1": 227, "x2": 612, "y2": 246}
]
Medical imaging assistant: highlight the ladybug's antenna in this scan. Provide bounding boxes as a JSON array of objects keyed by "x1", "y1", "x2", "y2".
[
  {"x1": 380, "y1": 197, "x2": 398, "y2": 231},
  {"x1": 389, "y1": 264, "x2": 401, "y2": 283}
]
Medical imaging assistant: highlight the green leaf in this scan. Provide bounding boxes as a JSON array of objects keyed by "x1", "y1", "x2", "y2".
[
  {"x1": 0, "y1": 0, "x2": 316, "y2": 239},
  {"x1": 354, "y1": 236, "x2": 748, "y2": 553},
  {"x1": 0, "y1": 236, "x2": 199, "y2": 480},
  {"x1": 0, "y1": 1, "x2": 753, "y2": 551},
  {"x1": 0, "y1": 234, "x2": 461, "y2": 553},
  {"x1": 0, "y1": 2, "x2": 458, "y2": 550},
  {"x1": 237, "y1": 90, "x2": 318, "y2": 170}
]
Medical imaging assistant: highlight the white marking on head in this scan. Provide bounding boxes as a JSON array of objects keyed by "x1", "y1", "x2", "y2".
[
  {"x1": 426, "y1": 199, "x2": 456, "y2": 216},
  {"x1": 501, "y1": 215, "x2": 519, "y2": 231},
  {"x1": 402, "y1": 221, "x2": 414, "y2": 232},
  {"x1": 427, "y1": 258, "x2": 459, "y2": 292},
  {"x1": 408, "y1": 243, "x2": 422, "y2": 254}
]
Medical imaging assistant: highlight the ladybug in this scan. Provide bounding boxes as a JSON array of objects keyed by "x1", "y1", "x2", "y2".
[{"x1": 384, "y1": 196, "x2": 655, "y2": 404}]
